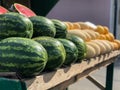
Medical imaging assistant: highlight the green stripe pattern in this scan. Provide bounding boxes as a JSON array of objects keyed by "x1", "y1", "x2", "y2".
[
  {"x1": 29, "y1": 16, "x2": 56, "y2": 37},
  {"x1": 66, "y1": 34, "x2": 87, "y2": 62},
  {"x1": 33, "y1": 37, "x2": 66, "y2": 70},
  {"x1": 52, "y1": 19, "x2": 67, "y2": 38},
  {"x1": 0, "y1": 12, "x2": 33, "y2": 39},
  {"x1": 58, "y1": 39, "x2": 78, "y2": 65},
  {"x1": 0, "y1": 37, "x2": 48, "y2": 77}
]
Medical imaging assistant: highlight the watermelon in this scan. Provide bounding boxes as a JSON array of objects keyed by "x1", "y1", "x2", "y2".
[
  {"x1": 29, "y1": 16, "x2": 56, "y2": 37},
  {"x1": 52, "y1": 19, "x2": 67, "y2": 38},
  {"x1": 58, "y1": 39, "x2": 78, "y2": 65},
  {"x1": 0, "y1": 37, "x2": 48, "y2": 77},
  {"x1": 11, "y1": 3, "x2": 36, "y2": 17},
  {"x1": 0, "y1": 12, "x2": 33, "y2": 40},
  {"x1": 66, "y1": 34, "x2": 87, "y2": 62},
  {"x1": 0, "y1": 6, "x2": 8, "y2": 14},
  {"x1": 33, "y1": 37, "x2": 66, "y2": 70}
]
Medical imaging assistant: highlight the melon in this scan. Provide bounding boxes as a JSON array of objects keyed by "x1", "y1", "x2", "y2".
[
  {"x1": 12, "y1": 3, "x2": 36, "y2": 17},
  {"x1": 66, "y1": 34, "x2": 87, "y2": 62},
  {"x1": 58, "y1": 39, "x2": 78, "y2": 65},
  {"x1": 52, "y1": 19, "x2": 67, "y2": 38},
  {"x1": 29, "y1": 16, "x2": 56, "y2": 37},
  {"x1": 0, "y1": 6, "x2": 8, "y2": 14},
  {"x1": 68, "y1": 30, "x2": 87, "y2": 41},
  {"x1": 33, "y1": 37, "x2": 66, "y2": 70},
  {"x1": 0, "y1": 37, "x2": 48, "y2": 77},
  {"x1": 0, "y1": 12, "x2": 33, "y2": 40},
  {"x1": 91, "y1": 40, "x2": 106, "y2": 54},
  {"x1": 86, "y1": 45, "x2": 96, "y2": 58},
  {"x1": 86, "y1": 42, "x2": 101, "y2": 56}
]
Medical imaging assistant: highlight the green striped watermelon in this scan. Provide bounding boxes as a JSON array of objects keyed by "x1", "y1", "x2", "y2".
[
  {"x1": 33, "y1": 37, "x2": 66, "y2": 70},
  {"x1": 29, "y1": 16, "x2": 56, "y2": 38},
  {"x1": 0, "y1": 37, "x2": 48, "y2": 77},
  {"x1": 66, "y1": 34, "x2": 87, "y2": 62},
  {"x1": 0, "y1": 12, "x2": 33, "y2": 40},
  {"x1": 58, "y1": 39, "x2": 78, "y2": 65},
  {"x1": 52, "y1": 19, "x2": 67, "y2": 38}
]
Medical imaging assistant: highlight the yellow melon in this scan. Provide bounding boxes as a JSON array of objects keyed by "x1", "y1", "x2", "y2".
[
  {"x1": 95, "y1": 25, "x2": 105, "y2": 34},
  {"x1": 113, "y1": 40, "x2": 120, "y2": 49},
  {"x1": 64, "y1": 22, "x2": 70, "y2": 30},
  {"x1": 98, "y1": 35, "x2": 106, "y2": 40},
  {"x1": 108, "y1": 33, "x2": 115, "y2": 41},
  {"x1": 78, "y1": 22, "x2": 90, "y2": 30},
  {"x1": 111, "y1": 42, "x2": 119, "y2": 50},
  {"x1": 86, "y1": 44, "x2": 96, "y2": 58},
  {"x1": 85, "y1": 30, "x2": 98, "y2": 40},
  {"x1": 91, "y1": 40, "x2": 107, "y2": 54},
  {"x1": 105, "y1": 33, "x2": 115, "y2": 41},
  {"x1": 86, "y1": 42, "x2": 101, "y2": 56},
  {"x1": 103, "y1": 26, "x2": 109, "y2": 34},
  {"x1": 68, "y1": 30, "x2": 87, "y2": 41},
  {"x1": 81, "y1": 30, "x2": 92, "y2": 41},
  {"x1": 105, "y1": 40, "x2": 114, "y2": 51},
  {"x1": 99, "y1": 40, "x2": 112, "y2": 53},
  {"x1": 94, "y1": 32, "x2": 100, "y2": 39},
  {"x1": 64, "y1": 22, "x2": 74, "y2": 30},
  {"x1": 73, "y1": 23, "x2": 81, "y2": 29},
  {"x1": 85, "y1": 21, "x2": 97, "y2": 30}
]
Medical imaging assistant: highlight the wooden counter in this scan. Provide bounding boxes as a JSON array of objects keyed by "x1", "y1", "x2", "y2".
[{"x1": 25, "y1": 50, "x2": 120, "y2": 90}]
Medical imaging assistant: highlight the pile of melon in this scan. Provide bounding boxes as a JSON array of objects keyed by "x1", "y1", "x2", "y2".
[
  {"x1": 0, "y1": 3, "x2": 120, "y2": 78},
  {"x1": 64, "y1": 21, "x2": 120, "y2": 58}
]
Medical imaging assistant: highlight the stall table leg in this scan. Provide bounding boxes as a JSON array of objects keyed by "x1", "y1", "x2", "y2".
[{"x1": 105, "y1": 63, "x2": 114, "y2": 90}]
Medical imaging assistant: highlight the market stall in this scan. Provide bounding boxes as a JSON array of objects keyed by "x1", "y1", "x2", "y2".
[{"x1": 0, "y1": 0, "x2": 120, "y2": 90}]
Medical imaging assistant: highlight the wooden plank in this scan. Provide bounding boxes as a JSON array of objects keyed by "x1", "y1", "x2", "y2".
[
  {"x1": 25, "y1": 50, "x2": 120, "y2": 90},
  {"x1": 49, "y1": 57, "x2": 116, "y2": 90}
]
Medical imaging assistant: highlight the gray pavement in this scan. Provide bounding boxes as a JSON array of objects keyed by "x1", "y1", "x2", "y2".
[{"x1": 69, "y1": 57, "x2": 120, "y2": 90}]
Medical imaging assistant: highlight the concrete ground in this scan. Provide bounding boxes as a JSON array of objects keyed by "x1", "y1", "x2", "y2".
[{"x1": 69, "y1": 57, "x2": 120, "y2": 90}]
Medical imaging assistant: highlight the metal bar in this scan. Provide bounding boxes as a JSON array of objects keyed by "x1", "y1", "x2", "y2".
[
  {"x1": 105, "y1": 63, "x2": 114, "y2": 90},
  {"x1": 105, "y1": 0, "x2": 119, "y2": 89},
  {"x1": 86, "y1": 75, "x2": 105, "y2": 90},
  {"x1": 113, "y1": 0, "x2": 119, "y2": 39}
]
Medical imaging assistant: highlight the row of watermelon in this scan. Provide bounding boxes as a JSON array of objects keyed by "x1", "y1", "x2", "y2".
[
  {"x1": 0, "y1": 3, "x2": 68, "y2": 39},
  {"x1": 0, "y1": 4, "x2": 87, "y2": 77},
  {"x1": 0, "y1": 35, "x2": 86, "y2": 77},
  {"x1": 0, "y1": 12, "x2": 67, "y2": 39}
]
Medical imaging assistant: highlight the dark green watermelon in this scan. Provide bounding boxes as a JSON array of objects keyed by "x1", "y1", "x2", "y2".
[
  {"x1": 0, "y1": 37, "x2": 48, "y2": 77},
  {"x1": 0, "y1": 12, "x2": 33, "y2": 40},
  {"x1": 52, "y1": 19, "x2": 67, "y2": 38},
  {"x1": 29, "y1": 16, "x2": 56, "y2": 37},
  {"x1": 33, "y1": 37, "x2": 66, "y2": 70},
  {"x1": 66, "y1": 34, "x2": 87, "y2": 62},
  {"x1": 58, "y1": 39, "x2": 78, "y2": 65}
]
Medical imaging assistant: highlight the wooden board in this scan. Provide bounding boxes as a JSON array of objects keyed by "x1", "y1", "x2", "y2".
[{"x1": 25, "y1": 50, "x2": 120, "y2": 90}]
